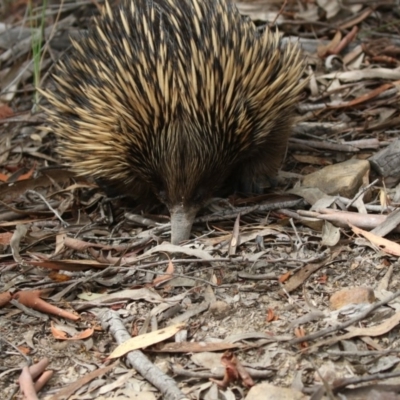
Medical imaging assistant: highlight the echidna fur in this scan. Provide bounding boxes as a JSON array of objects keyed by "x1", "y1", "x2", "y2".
[{"x1": 42, "y1": 0, "x2": 305, "y2": 244}]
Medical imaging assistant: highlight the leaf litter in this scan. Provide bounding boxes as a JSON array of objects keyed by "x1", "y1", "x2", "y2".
[{"x1": 1, "y1": 0, "x2": 400, "y2": 399}]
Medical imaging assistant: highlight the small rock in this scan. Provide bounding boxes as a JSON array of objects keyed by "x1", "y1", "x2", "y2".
[
  {"x1": 245, "y1": 383, "x2": 307, "y2": 400},
  {"x1": 302, "y1": 159, "x2": 370, "y2": 198},
  {"x1": 209, "y1": 301, "x2": 231, "y2": 320},
  {"x1": 330, "y1": 287, "x2": 375, "y2": 310}
]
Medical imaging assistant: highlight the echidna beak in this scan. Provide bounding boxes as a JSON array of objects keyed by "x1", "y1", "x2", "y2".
[{"x1": 169, "y1": 205, "x2": 199, "y2": 245}]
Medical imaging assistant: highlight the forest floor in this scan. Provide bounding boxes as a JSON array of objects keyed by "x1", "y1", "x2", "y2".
[{"x1": 1, "y1": 1, "x2": 400, "y2": 399}]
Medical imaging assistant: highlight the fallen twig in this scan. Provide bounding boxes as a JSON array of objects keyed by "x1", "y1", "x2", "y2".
[
  {"x1": 289, "y1": 289, "x2": 400, "y2": 345},
  {"x1": 97, "y1": 308, "x2": 187, "y2": 400}
]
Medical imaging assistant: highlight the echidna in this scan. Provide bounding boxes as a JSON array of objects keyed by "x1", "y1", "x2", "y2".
[{"x1": 42, "y1": 0, "x2": 305, "y2": 244}]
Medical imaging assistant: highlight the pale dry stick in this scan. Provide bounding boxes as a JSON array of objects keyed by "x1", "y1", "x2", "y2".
[
  {"x1": 309, "y1": 359, "x2": 336, "y2": 400},
  {"x1": 344, "y1": 139, "x2": 380, "y2": 149},
  {"x1": 289, "y1": 289, "x2": 400, "y2": 345},
  {"x1": 345, "y1": 178, "x2": 379, "y2": 210},
  {"x1": 0, "y1": 199, "x2": 61, "y2": 221},
  {"x1": 337, "y1": 197, "x2": 395, "y2": 213},
  {"x1": 0, "y1": 337, "x2": 32, "y2": 365},
  {"x1": 304, "y1": 370, "x2": 400, "y2": 396},
  {"x1": 41, "y1": 0, "x2": 65, "y2": 58},
  {"x1": 126, "y1": 253, "x2": 328, "y2": 271},
  {"x1": 371, "y1": 209, "x2": 400, "y2": 237},
  {"x1": 37, "y1": 0, "x2": 68, "y2": 90},
  {"x1": 289, "y1": 218, "x2": 303, "y2": 247},
  {"x1": 327, "y1": 349, "x2": 400, "y2": 357},
  {"x1": 177, "y1": 198, "x2": 302, "y2": 228},
  {"x1": 171, "y1": 365, "x2": 273, "y2": 380},
  {"x1": 235, "y1": 198, "x2": 306, "y2": 218},
  {"x1": 97, "y1": 309, "x2": 188, "y2": 400},
  {"x1": 335, "y1": 370, "x2": 400, "y2": 390},
  {"x1": 125, "y1": 213, "x2": 158, "y2": 227},
  {"x1": 272, "y1": 0, "x2": 288, "y2": 26},
  {"x1": 51, "y1": 266, "x2": 115, "y2": 302},
  {"x1": 26, "y1": 190, "x2": 68, "y2": 227},
  {"x1": 1, "y1": 14, "x2": 74, "y2": 95},
  {"x1": 133, "y1": 268, "x2": 220, "y2": 287},
  {"x1": 289, "y1": 138, "x2": 359, "y2": 152}
]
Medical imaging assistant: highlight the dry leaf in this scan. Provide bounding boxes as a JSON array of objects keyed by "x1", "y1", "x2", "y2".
[
  {"x1": 145, "y1": 244, "x2": 214, "y2": 260},
  {"x1": 17, "y1": 346, "x2": 31, "y2": 355},
  {"x1": 48, "y1": 272, "x2": 72, "y2": 282},
  {"x1": 210, "y1": 351, "x2": 254, "y2": 389},
  {"x1": 14, "y1": 290, "x2": 79, "y2": 321},
  {"x1": 0, "y1": 232, "x2": 13, "y2": 245},
  {"x1": 228, "y1": 213, "x2": 241, "y2": 255},
  {"x1": 152, "y1": 259, "x2": 174, "y2": 287},
  {"x1": 0, "y1": 104, "x2": 14, "y2": 119},
  {"x1": 47, "y1": 362, "x2": 118, "y2": 400},
  {"x1": 294, "y1": 327, "x2": 308, "y2": 349},
  {"x1": 346, "y1": 311, "x2": 400, "y2": 338},
  {"x1": 279, "y1": 271, "x2": 291, "y2": 283},
  {"x1": 351, "y1": 224, "x2": 400, "y2": 256},
  {"x1": 107, "y1": 323, "x2": 185, "y2": 359},
  {"x1": 210, "y1": 351, "x2": 239, "y2": 389},
  {"x1": 29, "y1": 259, "x2": 108, "y2": 271},
  {"x1": 151, "y1": 342, "x2": 239, "y2": 353},
  {"x1": 51, "y1": 322, "x2": 94, "y2": 340},
  {"x1": 16, "y1": 163, "x2": 36, "y2": 181},
  {"x1": 266, "y1": 308, "x2": 278, "y2": 322},
  {"x1": 0, "y1": 291, "x2": 12, "y2": 307},
  {"x1": 18, "y1": 358, "x2": 53, "y2": 400}
]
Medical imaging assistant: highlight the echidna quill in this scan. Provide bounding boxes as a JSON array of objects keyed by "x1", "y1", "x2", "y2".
[{"x1": 42, "y1": 0, "x2": 305, "y2": 244}]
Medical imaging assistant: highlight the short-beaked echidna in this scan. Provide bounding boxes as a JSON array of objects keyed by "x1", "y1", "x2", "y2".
[{"x1": 42, "y1": 0, "x2": 305, "y2": 244}]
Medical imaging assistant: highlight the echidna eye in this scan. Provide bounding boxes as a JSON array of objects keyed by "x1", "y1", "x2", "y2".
[
  {"x1": 159, "y1": 190, "x2": 167, "y2": 203},
  {"x1": 192, "y1": 188, "x2": 205, "y2": 203}
]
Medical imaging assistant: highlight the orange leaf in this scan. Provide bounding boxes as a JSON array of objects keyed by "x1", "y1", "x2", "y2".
[
  {"x1": 17, "y1": 346, "x2": 31, "y2": 355},
  {"x1": 317, "y1": 30, "x2": 342, "y2": 58},
  {"x1": 0, "y1": 291, "x2": 12, "y2": 307},
  {"x1": 279, "y1": 271, "x2": 291, "y2": 283},
  {"x1": 211, "y1": 351, "x2": 239, "y2": 389},
  {"x1": 222, "y1": 351, "x2": 255, "y2": 388},
  {"x1": 48, "y1": 272, "x2": 72, "y2": 282},
  {"x1": 294, "y1": 327, "x2": 308, "y2": 349},
  {"x1": 266, "y1": 308, "x2": 278, "y2": 322},
  {"x1": 13, "y1": 290, "x2": 79, "y2": 321},
  {"x1": 294, "y1": 327, "x2": 305, "y2": 338},
  {"x1": 0, "y1": 173, "x2": 9, "y2": 182},
  {"x1": 0, "y1": 105, "x2": 14, "y2": 119},
  {"x1": 350, "y1": 224, "x2": 400, "y2": 256},
  {"x1": 317, "y1": 275, "x2": 328, "y2": 284},
  {"x1": 330, "y1": 26, "x2": 358, "y2": 55},
  {"x1": 51, "y1": 322, "x2": 94, "y2": 340},
  {"x1": 0, "y1": 232, "x2": 13, "y2": 245},
  {"x1": 51, "y1": 325, "x2": 69, "y2": 340},
  {"x1": 152, "y1": 259, "x2": 174, "y2": 286},
  {"x1": 15, "y1": 163, "x2": 36, "y2": 181}
]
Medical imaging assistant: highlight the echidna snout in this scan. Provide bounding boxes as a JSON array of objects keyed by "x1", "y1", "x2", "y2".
[{"x1": 169, "y1": 205, "x2": 199, "y2": 245}]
